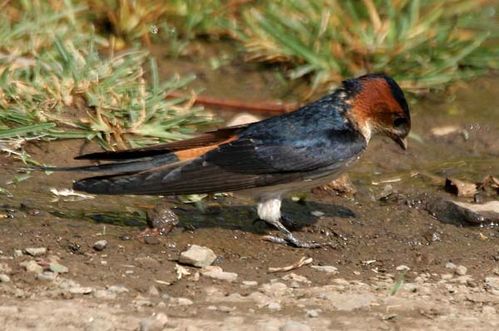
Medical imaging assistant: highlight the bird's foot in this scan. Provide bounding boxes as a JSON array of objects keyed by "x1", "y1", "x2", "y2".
[
  {"x1": 261, "y1": 217, "x2": 322, "y2": 249},
  {"x1": 263, "y1": 233, "x2": 322, "y2": 248}
]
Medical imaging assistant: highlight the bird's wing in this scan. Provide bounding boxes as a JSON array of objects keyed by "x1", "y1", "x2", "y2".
[
  {"x1": 74, "y1": 128, "x2": 366, "y2": 195},
  {"x1": 205, "y1": 128, "x2": 365, "y2": 174},
  {"x1": 75, "y1": 125, "x2": 246, "y2": 161},
  {"x1": 41, "y1": 125, "x2": 246, "y2": 174}
]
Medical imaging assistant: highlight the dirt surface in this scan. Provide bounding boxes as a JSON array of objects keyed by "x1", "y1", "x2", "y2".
[{"x1": 1, "y1": 65, "x2": 498, "y2": 330}]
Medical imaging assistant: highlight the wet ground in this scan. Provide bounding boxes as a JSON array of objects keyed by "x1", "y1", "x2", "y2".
[{"x1": 0, "y1": 51, "x2": 498, "y2": 330}]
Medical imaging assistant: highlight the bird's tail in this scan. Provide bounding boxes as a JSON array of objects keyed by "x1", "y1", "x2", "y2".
[
  {"x1": 71, "y1": 162, "x2": 185, "y2": 195},
  {"x1": 36, "y1": 125, "x2": 247, "y2": 195},
  {"x1": 38, "y1": 153, "x2": 178, "y2": 174}
]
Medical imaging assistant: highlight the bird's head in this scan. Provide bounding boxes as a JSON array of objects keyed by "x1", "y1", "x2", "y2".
[{"x1": 343, "y1": 73, "x2": 411, "y2": 150}]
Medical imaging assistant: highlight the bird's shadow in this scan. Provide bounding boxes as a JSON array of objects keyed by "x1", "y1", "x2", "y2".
[{"x1": 72, "y1": 199, "x2": 356, "y2": 235}]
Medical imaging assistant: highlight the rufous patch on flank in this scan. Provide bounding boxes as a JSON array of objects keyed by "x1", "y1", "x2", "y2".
[{"x1": 173, "y1": 136, "x2": 237, "y2": 161}]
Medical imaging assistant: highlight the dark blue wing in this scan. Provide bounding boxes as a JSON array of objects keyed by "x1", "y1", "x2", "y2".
[{"x1": 205, "y1": 128, "x2": 366, "y2": 174}]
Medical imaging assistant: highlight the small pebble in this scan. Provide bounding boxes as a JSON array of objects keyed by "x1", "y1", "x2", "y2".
[
  {"x1": 179, "y1": 245, "x2": 217, "y2": 268},
  {"x1": 106, "y1": 285, "x2": 129, "y2": 294},
  {"x1": 20, "y1": 260, "x2": 43, "y2": 274},
  {"x1": 396, "y1": 265, "x2": 410, "y2": 271},
  {"x1": 431, "y1": 232, "x2": 441, "y2": 242},
  {"x1": 306, "y1": 309, "x2": 320, "y2": 318},
  {"x1": 267, "y1": 302, "x2": 282, "y2": 311},
  {"x1": 445, "y1": 262, "x2": 457, "y2": 269},
  {"x1": 148, "y1": 285, "x2": 160, "y2": 296},
  {"x1": 455, "y1": 265, "x2": 467, "y2": 276},
  {"x1": 134, "y1": 298, "x2": 154, "y2": 307},
  {"x1": 170, "y1": 297, "x2": 193, "y2": 306},
  {"x1": 311, "y1": 265, "x2": 338, "y2": 274},
  {"x1": 201, "y1": 266, "x2": 238, "y2": 282},
  {"x1": 93, "y1": 289, "x2": 117, "y2": 300},
  {"x1": 260, "y1": 282, "x2": 288, "y2": 297},
  {"x1": 69, "y1": 286, "x2": 94, "y2": 294},
  {"x1": 310, "y1": 210, "x2": 324, "y2": 217},
  {"x1": 68, "y1": 242, "x2": 81, "y2": 253},
  {"x1": 485, "y1": 276, "x2": 499, "y2": 293},
  {"x1": 0, "y1": 263, "x2": 12, "y2": 274},
  {"x1": 13, "y1": 250, "x2": 23, "y2": 258},
  {"x1": 139, "y1": 313, "x2": 168, "y2": 331},
  {"x1": 332, "y1": 278, "x2": 350, "y2": 286},
  {"x1": 93, "y1": 240, "x2": 108, "y2": 251},
  {"x1": 0, "y1": 274, "x2": 11, "y2": 283},
  {"x1": 282, "y1": 273, "x2": 310, "y2": 284},
  {"x1": 466, "y1": 279, "x2": 478, "y2": 288},
  {"x1": 446, "y1": 284, "x2": 457, "y2": 293},
  {"x1": 24, "y1": 247, "x2": 47, "y2": 257},
  {"x1": 144, "y1": 236, "x2": 160, "y2": 245},
  {"x1": 403, "y1": 283, "x2": 418, "y2": 292},
  {"x1": 49, "y1": 262, "x2": 69, "y2": 274},
  {"x1": 36, "y1": 271, "x2": 57, "y2": 281},
  {"x1": 218, "y1": 306, "x2": 234, "y2": 313},
  {"x1": 242, "y1": 280, "x2": 258, "y2": 287}
]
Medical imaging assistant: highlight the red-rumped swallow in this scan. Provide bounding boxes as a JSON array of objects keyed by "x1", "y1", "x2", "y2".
[{"x1": 44, "y1": 73, "x2": 410, "y2": 248}]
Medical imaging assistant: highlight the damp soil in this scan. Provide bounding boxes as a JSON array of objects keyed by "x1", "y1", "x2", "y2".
[{"x1": 0, "y1": 51, "x2": 498, "y2": 330}]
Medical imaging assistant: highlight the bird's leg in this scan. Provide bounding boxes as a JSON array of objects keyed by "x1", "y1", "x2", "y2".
[
  {"x1": 252, "y1": 213, "x2": 298, "y2": 230},
  {"x1": 139, "y1": 200, "x2": 179, "y2": 238},
  {"x1": 257, "y1": 198, "x2": 322, "y2": 248}
]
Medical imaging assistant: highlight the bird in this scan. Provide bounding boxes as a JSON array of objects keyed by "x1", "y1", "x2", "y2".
[{"x1": 42, "y1": 73, "x2": 410, "y2": 248}]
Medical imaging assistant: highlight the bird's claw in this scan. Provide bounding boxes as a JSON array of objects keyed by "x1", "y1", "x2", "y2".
[
  {"x1": 262, "y1": 233, "x2": 323, "y2": 248},
  {"x1": 258, "y1": 216, "x2": 323, "y2": 248}
]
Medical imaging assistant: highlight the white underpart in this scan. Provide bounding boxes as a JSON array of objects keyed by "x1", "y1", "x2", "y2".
[
  {"x1": 358, "y1": 122, "x2": 373, "y2": 143},
  {"x1": 257, "y1": 198, "x2": 282, "y2": 222}
]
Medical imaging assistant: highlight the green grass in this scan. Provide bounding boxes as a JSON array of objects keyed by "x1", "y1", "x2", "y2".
[
  {"x1": 91, "y1": 0, "x2": 498, "y2": 93},
  {"x1": 390, "y1": 271, "x2": 407, "y2": 295},
  {"x1": 0, "y1": 1, "x2": 213, "y2": 156},
  {"x1": 238, "y1": 0, "x2": 498, "y2": 92}
]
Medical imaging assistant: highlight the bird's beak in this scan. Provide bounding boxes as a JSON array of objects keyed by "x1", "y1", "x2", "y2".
[{"x1": 393, "y1": 136, "x2": 408, "y2": 150}]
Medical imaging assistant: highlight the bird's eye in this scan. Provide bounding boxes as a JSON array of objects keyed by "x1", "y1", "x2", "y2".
[{"x1": 393, "y1": 117, "x2": 407, "y2": 128}]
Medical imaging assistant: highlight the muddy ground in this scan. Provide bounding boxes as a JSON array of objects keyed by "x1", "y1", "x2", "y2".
[{"x1": 0, "y1": 53, "x2": 498, "y2": 330}]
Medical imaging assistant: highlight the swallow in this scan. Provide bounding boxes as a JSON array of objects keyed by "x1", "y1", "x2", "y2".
[{"x1": 43, "y1": 73, "x2": 410, "y2": 248}]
